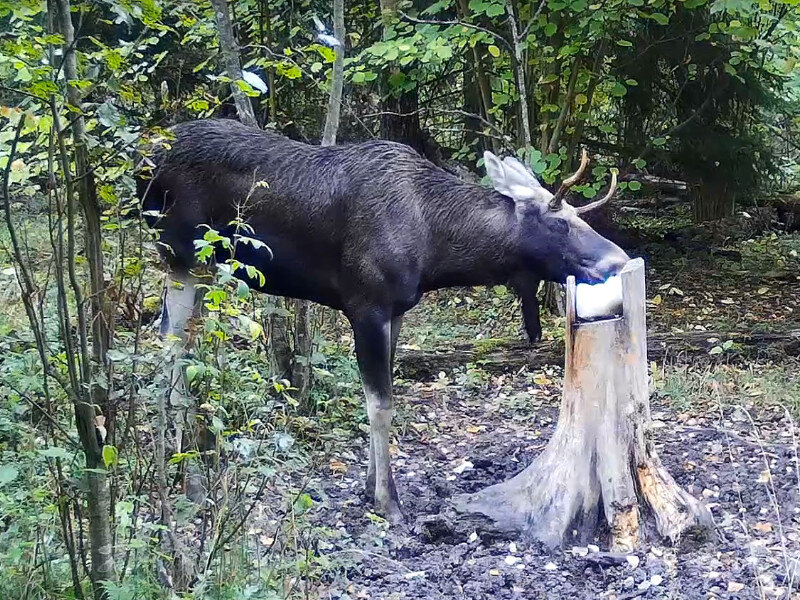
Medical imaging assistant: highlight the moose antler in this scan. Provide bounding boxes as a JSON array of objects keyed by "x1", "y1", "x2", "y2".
[
  {"x1": 575, "y1": 170, "x2": 618, "y2": 215},
  {"x1": 549, "y1": 149, "x2": 589, "y2": 210}
]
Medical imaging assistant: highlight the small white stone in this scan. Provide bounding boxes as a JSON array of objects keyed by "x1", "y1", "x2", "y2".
[
  {"x1": 651, "y1": 575, "x2": 663, "y2": 586},
  {"x1": 544, "y1": 562, "x2": 558, "y2": 571},
  {"x1": 404, "y1": 571, "x2": 426, "y2": 580},
  {"x1": 638, "y1": 580, "x2": 651, "y2": 591},
  {"x1": 727, "y1": 582, "x2": 745, "y2": 593},
  {"x1": 587, "y1": 544, "x2": 600, "y2": 553},
  {"x1": 505, "y1": 556, "x2": 520, "y2": 565},
  {"x1": 468, "y1": 531, "x2": 478, "y2": 543},
  {"x1": 572, "y1": 546, "x2": 589, "y2": 557},
  {"x1": 509, "y1": 542, "x2": 518, "y2": 554},
  {"x1": 626, "y1": 555, "x2": 640, "y2": 569},
  {"x1": 453, "y1": 459, "x2": 474, "y2": 474}
]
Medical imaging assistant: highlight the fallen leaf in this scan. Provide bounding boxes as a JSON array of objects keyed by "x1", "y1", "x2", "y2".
[
  {"x1": 753, "y1": 522, "x2": 773, "y2": 533},
  {"x1": 329, "y1": 459, "x2": 347, "y2": 474},
  {"x1": 727, "y1": 581, "x2": 745, "y2": 592}
]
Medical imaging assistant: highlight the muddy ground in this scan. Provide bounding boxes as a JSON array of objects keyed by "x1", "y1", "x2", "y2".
[{"x1": 295, "y1": 365, "x2": 800, "y2": 600}]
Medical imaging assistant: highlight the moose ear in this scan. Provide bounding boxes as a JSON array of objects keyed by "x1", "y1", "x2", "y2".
[
  {"x1": 483, "y1": 151, "x2": 509, "y2": 195},
  {"x1": 502, "y1": 156, "x2": 541, "y2": 188}
]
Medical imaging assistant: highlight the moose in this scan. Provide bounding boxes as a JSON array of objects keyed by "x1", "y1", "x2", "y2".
[{"x1": 138, "y1": 118, "x2": 629, "y2": 522}]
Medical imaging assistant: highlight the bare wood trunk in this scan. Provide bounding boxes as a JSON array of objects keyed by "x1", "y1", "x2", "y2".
[
  {"x1": 259, "y1": 0, "x2": 277, "y2": 121},
  {"x1": 542, "y1": 281, "x2": 565, "y2": 316},
  {"x1": 322, "y1": 0, "x2": 345, "y2": 145},
  {"x1": 454, "y1": 259, "x2": 712, "y2": 549},
  {"x1": 547, "y1": 57, "x2": 580, "y2": 154},
  {"x1": 211, "y1": 0, "x2": 257, "y2": 127},
  {"x1": 293, "y1": 0, "x2": 347, "y2": 414},
  {"x1": 51, "y1": 0, "x2": 116, "y2": 596},
  {"x1": 291, "y1": 300, "x2": 313, "y2": 411},
  {"x1": 506, "y1": 0, "x2": 532, "y2": 154},
  {"x1": 396, "y1": 328, "x2": 800, "y2": 379},
  {"x1": 456, "y1": 0, "x2": 498, "y2": 153},
  {"x1": 566, "y1": 41, "x2": 605, "y2": 171}
]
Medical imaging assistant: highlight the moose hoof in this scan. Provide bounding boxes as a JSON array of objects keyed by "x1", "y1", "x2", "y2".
[{"x1": 526, "y1": 330, "x2": 543, "y2": 345}]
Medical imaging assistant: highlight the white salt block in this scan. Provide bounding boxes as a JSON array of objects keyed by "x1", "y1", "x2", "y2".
[{"x1": 575, "y1": 275, "x2": 623, "y2": 320}]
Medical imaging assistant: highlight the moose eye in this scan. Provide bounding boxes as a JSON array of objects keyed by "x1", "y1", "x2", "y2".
[{"x1": 547, "y1": 217, "x2": 570, "y2": 235}]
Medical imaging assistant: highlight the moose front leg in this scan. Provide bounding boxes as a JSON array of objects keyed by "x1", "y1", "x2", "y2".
[
  {"x1": 511, "y1": 274, "x2": 542, "y2": 343},
  {"x1": 161, "y1": 272, "x2": 206, "y2": 502},
  {"x1": 351, "y1": 311, "x2": 403, "y2": 523}
]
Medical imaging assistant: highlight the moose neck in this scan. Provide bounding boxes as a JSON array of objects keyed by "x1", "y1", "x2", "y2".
[{"x1": 416, "y1": 173, "x2": 524, "y2": 292}]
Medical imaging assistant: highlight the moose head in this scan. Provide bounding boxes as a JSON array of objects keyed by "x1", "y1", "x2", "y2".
[{"x1": 484, "y1": 149, "x2": 630, "y2": 285}]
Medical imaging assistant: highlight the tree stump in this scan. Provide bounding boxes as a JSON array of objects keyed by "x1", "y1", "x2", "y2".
[{"x1": 454, "y1": 258, "x2": 713, "y2": 550}]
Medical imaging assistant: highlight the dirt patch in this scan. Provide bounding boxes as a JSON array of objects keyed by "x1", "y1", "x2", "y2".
[{"x1": 302, "y1": 372, "x2": 800, "y2": 599}]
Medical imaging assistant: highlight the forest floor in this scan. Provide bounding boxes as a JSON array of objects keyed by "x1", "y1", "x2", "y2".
[{"x1": 256, "y1": 201, "x2": 800, "y2": 600}]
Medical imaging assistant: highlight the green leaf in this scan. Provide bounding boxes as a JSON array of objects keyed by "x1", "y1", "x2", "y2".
[
  {"x1": 652, "y1": 137, "x2": 667, "y2": 146},
  {"x1": 650, "y1": 12, "x2": 670, "y2": 25},
  {"x1": 0, "y1": 465, "x2": 18, "y2": 486},
  {"x1": 610, "y1": 82, "x2": 627, "y2": 97},
  {"x1": 617, "y1": 40, "x2": 633, "y2": 47},
  {"x1": 186, "y1": 364, "x2": 203, "y2": 383},
  {"x1": 544, "y1": 23, "x2": 557, "y2": 36},
  {"x1": 488, "y1": 45, "x2": 500, "y2": 58},
  {"x1": 633, "y1": 158, "x2": 646, "y2": 169},
  {"x1": 628, "y1": 180, "x2": 642, "y2": 191},
  {"x1": 709, "y1": 346, "x2": 723, "y2": 355},
  {"x1": 102, "y1": 445, "x2": 118, "y2": 469},
  {"x1": 39, "y1": 447, "x2": 72, "y2": 460}
]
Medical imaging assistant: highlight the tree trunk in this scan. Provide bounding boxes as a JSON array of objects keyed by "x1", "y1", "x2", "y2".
[
  {"x1": 379, "y1": 0, "x2": 432, "y2": 159},
  {"x1": 259, "y1": 0, "x2": 278, "y2": 122},
  {"x1": 506, "y1": 0, "x2": 532, "y2": 155},
  {"x1": 692, "y1": 182, "x2": 735, "y2": 222},
  {"x1": 456, "y1": 0, "x2": 497, "y2": 154},
  {"x1": 548, "y1": 57, "x2": 580, "y2": 155},
  {"x1": 566, "y1": 41, "x2": 605, "y2": 172},
  {"x1": 322, "y1": 0, "x2": 345, "y2": 145},
  {"x1": 292, "y1": 0, "x2": 346, "y2": 414},
  {"x1": 542, "y1": 281, "x2": 565, "y2": 316},
  {"x1": 211, "y1": 0, "x2": 257, "y2": 127},
  {"x1": 454, "y1": 259, "x2": 712, "y2": 549},
  {"x1": 214, "y1": 0, "x2": 292, "y2": 374},
  {"x1": 52, "y1": 1, "x2": 116, "y2": 597}
]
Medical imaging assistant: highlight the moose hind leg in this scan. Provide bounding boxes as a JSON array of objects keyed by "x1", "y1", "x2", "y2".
[
  {"x1": 352, "y1": 311, "x2": 403, "y2": 522},
  {"x1": 512, "y1": 274, "x2": 543, "y2": 343},
  {"x1": 366, "y1": 314, "x2": 404, "y2": 504}
]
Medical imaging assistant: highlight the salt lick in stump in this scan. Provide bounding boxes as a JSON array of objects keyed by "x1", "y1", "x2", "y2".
[{"x1": 455, "y1": 258, "x2": 713, "y2": 550}]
